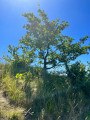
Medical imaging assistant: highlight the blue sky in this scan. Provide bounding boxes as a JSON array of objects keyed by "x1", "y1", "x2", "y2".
[{"x1": 0, "y1": 0, "x2": 90, "y2": 65}]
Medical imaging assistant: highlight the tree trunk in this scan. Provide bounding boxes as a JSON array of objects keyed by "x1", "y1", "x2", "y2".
[
  {"x1": 44, "y1": 58, "x2": 46, "y2": 70},
  {"x1": 64, "y1": 61, "x2": 70, "y2": 76}
]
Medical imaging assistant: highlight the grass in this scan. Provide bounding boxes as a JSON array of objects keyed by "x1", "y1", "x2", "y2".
[
  {"x1": 0, "y1": 107, "x2": 24, "y2": 120},
  {"x1": 0, "y1": 89, "x2": 25, "y2": 120},
  {"x1": 0, "y1": 63, "x2": 90, "y2": 120}
]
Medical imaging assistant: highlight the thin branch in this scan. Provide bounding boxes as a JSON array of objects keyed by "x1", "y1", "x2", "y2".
[{"x1": 46, "y1": 66, "x2": 55, "y2": 69}]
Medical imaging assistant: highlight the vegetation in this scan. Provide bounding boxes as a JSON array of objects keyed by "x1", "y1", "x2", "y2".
[{"x1": 0, "y1": 6, "x2": 90, "y2": 120}]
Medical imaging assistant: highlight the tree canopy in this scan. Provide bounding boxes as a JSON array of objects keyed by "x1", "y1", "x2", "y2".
[{"x1": 4, "y1": 6, "x2": 90, "y2": 72}]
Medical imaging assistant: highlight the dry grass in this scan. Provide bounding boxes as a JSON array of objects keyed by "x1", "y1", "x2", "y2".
[{"x1": 0, "y1": 90, "x2": 25, "y2": 120}]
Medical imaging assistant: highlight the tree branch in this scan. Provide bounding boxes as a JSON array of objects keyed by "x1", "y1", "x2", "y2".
[{"x1": 44, "y1": 44, "x2": 49, "y2": 59}]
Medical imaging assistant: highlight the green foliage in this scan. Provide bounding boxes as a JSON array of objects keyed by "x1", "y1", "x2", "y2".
[
  {"x1": 3, "y1": 6, "x2": 90, "y2": 73},
  {"x1": 19, "y1": 6, "x2": 69, "y2": 69},
  {"x1": 0, "y1": 63, "x2": 90, "y2": 120},
  {"x1": 10, "y1": 60, "x2": 28, "y2": 75},
  {"x1": 68, "y1": 61, "x2": 86, "y2": 87},
  {"x1": 1, "y1": 5, "x2": 90, "y2": 120},
  {"x1": 18, "y1": 6, "x2": 90, "y2": 70},
  {"x1": 67, "y1": 61, "x2": 90, "y2": 98},
  {"x1": 57, "y1": 35, "x2": 90, "y2": 63},
  {"x1": 3, "y1": 45, "x2": 19, "y2": 62}
]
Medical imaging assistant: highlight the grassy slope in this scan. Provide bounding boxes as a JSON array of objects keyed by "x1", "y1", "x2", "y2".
[{"x1": 0, "y1": 88, "x2": 25, "y2": 120}]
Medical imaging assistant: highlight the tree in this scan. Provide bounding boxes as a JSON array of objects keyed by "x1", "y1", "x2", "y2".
[
  {"x1": 4, "y1": 6, "x2": 90, "y2": 72},
  {"x1": 19, "y1": 6, "x2": 90, "y2": 71},
  {"x1": 19, "y1": 6, "x2": 69, "y2": 70}
]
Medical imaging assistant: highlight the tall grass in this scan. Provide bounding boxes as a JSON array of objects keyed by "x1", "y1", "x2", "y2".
[
  {"x1": 0, "y1": 62, "x2": 90, "y2": 120},
  {"x1": 1, "y1": 73, "x2": 25, "y2": 105}
]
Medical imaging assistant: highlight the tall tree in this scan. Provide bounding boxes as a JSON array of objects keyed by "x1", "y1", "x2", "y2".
[
  {"x1": 19, "y1": 6, "x2": 90, "y2": 71},
  {"x1": 19, "y1": 6, "x2": 69, "y2": 70},
  {"x1": 4, "y1": 6, "x2": 90, "y2": 72}
]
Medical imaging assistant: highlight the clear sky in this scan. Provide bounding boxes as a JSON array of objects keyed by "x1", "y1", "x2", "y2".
[{"x1": 0, "y1": 0, "x2": 90, "y2": 65}]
